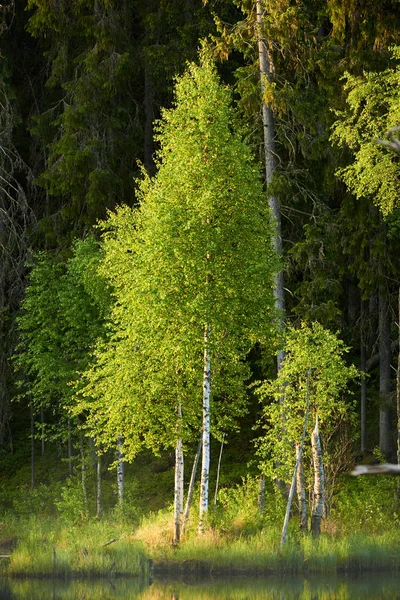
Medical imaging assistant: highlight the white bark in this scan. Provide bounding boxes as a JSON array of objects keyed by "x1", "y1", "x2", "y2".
[
  {"x1": 256, "y1": 0, "x2": 285, "y2": 371},
  {"x1": 116, "y1": 435, "x2": 124, "y2": 504},
  {"x1": 281, "y1": 369, "x2": 310, "y2": 547},
  {"x1": 173, "y1": 437, "x2": 184, "y2": 544},
  {"x1": 199, "y1": 325, "x2": 211, "y2": 534},
  {"x1": 79, "y1": 435, "x2": 88, "y2": 509},
  {"x1": 182, "y1": 436, "x2": 202, "y2": 535},
  {"x1": 360, "y1": 298, "x2": 367, "y2": 454},
  {"x1": 96, "y1": 451, "x2": 102, "y2": 518},
  {"x1": 173, "y1": 402, "x2": 184, "y2": 544},
  {"x1": 296, "y1": 443, "x2": 308, "y2": 531},
  {"x1": 311, "y1": 415, "x2": 325, "y2": 537},
  {"x1": 68, "y1": 418, "x2": 73, "y2": 476},
  {"x1": 258, "y1": 475, "x2": 265, "y2": 515},
  {"x1": 213, "y1": 433, "x2": 225, "y2": 506},
  {"x1": 379, "y1": 280, "x2": 392, "y2": 456}
]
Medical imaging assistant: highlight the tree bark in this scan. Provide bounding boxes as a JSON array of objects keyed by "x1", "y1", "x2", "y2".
[
  {"x1": 379, "y1": 283, "x2": 392, "y2": 457},
  {"x1": 256, "y1": 0, "x2": 285, "y2": 372},
  {"x1": 199, "y1": 325, "x2": 211, "y2": 534},
  {"x1": 281, "y1": 369, "x2": 310, "y2": 547},
  {"x1": 144, "y1": 66, "x2": 155, "y2": 176},
  {"x1": 41, "y1": 406, "x2": 45, "y2": 456},
  {"x1": 116, "y1": 435, "x2": 124, "y2": 505},
  {"x1": 96, "y1": 451, "x2": 102, "y2": 518},
  {"x1": 30, "y1": 403, "x2": 35, "y2": 490},
  {"x1": 79, "y1": 435, "x2": 88, "y2": 509},
  {"x1": 68, "y1": 418, "x2": 73, "y2": 476},
  {"x1": 258, "y1": 475, "x2": 265, "y2": 515},
  {"x1": 311, "y1": 416, "x2": 325, "y2": 538},
  {"x1": 173, "y1": 436, "x2": 184, "y2": 544},
  {"x1": 296, "y1": 443, "x2": 308, "y2": 531},
  {"x1": 397, "y1": 288, "x2": 400, "y2": 469},
  {"x1": 182, "y1": 436, "x2": 202, "y2": 535},
  {"x1": 361, "y1": 298, "x2": 367, "y2": 454},
  {"x1": 213, "y1": 434, "x2": 225, "y2": 507}
]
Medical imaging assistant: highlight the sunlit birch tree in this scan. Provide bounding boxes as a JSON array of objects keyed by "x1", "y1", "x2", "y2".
[{"x1": 78, "y1": 50, "x2": 278, "y2": 539}]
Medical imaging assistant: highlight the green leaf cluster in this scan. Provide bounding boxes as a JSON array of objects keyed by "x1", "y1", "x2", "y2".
[
  {"x1": 331, "y1": 47, "x2": 400, "y2": 216},
  {"x1": 14, "y1": 237, "x2": 109, "y2": 432}
]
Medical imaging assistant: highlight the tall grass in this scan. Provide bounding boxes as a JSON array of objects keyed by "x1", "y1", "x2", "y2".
[
  {"x1": 1, "y1": 515, "x2": 148, "y2": 579},
  {"x1": 134, "y1": 511, "x2": 400, "y2": 575}
]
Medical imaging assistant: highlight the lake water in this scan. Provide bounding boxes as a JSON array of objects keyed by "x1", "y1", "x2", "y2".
[{"x1": 1, "y1": 573, "x2": 400, "y2": 599}]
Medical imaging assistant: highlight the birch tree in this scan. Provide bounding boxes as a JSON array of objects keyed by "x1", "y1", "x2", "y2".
[
  {"x1": 257, "y1": 322, "x2": 357, "y2": 532},
  {"x1": 78, "y1": 51, "x2": 278, "y2": 537}
]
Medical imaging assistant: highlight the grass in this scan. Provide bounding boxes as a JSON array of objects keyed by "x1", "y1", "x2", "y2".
[
  {"x1": 0, "y1": 515, "x2": 149, "y2": 579},
  {"x1": 133, "y1": 511, "x2": 400, "y2": 576},
  {"x1": 1, "y1": 510, "x2": 400, "y2": 579}
]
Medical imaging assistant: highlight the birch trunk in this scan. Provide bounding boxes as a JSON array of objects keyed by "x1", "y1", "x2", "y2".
[
  {"x1": 173, "y1": 437, "x2": 184, "y2": 544},
  {"x1": 79, "y1": 435, "x2": 88, "y2": 509},
  {"x1": 379, "y1": 283, "x2": 392, "y2": 457},
  {"x1": 256, "y1": 0, "x2": 285, "y2": 371},
  {"x1": 182, "y1": 436, "x2": 202, "y2": 535},
  {"x1": 311, "y1": 416, "x2": 325, "y2": 537},
  {"x1": 281, "y1": 369, "x2": 310, "y2": 547},
  {"x1": 68, "y1": 418, "x2": 73, "y2": 476},
  {"x1": 199, "y1": 325, "x2": 211, "y2": 534},
  {"x1": 397, "y1": 289, "x2": 400, "y2": 497},
  {"x1": 258, "y1": 475, "x2": 265, "y2": 515},
  {"x1": 360, "y1": 299, "x2": 367, "y2": 454},
  {"x1": 96, "y1": 451, "x2": 102, "y2": 518},
  {"x1": 117, "y1": 435, "x2": 124, "y2": 505},
  {"x1": 41, "y1": 406, "x2": 45, "y2": 456},
  {"x1": 213, "y1": 434, "x2": 225, "y2": 507},
  {"x1": 296, "y1": 443, "x2": 308, "y2": 531},
  {"x1": 30, "y1": 403, "x2": 35, "y2": 490}
]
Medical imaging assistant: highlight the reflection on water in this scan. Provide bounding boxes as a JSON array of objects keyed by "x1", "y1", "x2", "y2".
[{"x1": 2, "y1": 573, "x2": 400, "y2": 599}]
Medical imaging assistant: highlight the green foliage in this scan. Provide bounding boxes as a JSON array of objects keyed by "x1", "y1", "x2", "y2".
[
  {"x1": 14, "y1": 237, "x2": 109, "y2": 430},
  {"x1": 211, "y1": 476, "x2": 285, "y2": 537},
  {"x1": 331, "y1": 47, "x2": 400, "y2": 216},
  {"x1": 256, "y1": 322, "x2": 358, "y2": 484},
  {"x1": 77, "y1": 52, "x2": 278, "y2": 459},
  {"x1": 55, "y1": 477, "x2": 89, "y2": 523},
  {"x1": 330, "y1": 475, "x2": 400, "y2": 534}
]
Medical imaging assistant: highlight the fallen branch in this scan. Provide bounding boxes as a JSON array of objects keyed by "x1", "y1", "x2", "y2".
[{"x1": 103, "y1": 538, "x2": 119, "y2": 547}]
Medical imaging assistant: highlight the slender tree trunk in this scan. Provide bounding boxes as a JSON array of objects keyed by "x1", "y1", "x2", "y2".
[
  {"x1": 30, "y1": 403, "x2": 35, "y2": 490},
  {"x1": 96, "y1": 451, "x2": 102, "y2": 518},
  {"x1": 67, "y1": 418, "x2": 73, "y2": 476},
  {"x1": 117, "y1": 435, "x2": 124, "y2": 505},
  {"x1": 199, "y1": 325, "x2": 211, "y2": 534},
  {"x1": 361, "y1": 299, "x2": 367, "y2": 454},
  {"x1": 80, "y1": 435, "x2": 88, "y2": 509},
  {"x1": 296, "y1": 443, "x2": 308, "y2": 531},
  {"x1": 397, "y1": 289, "x2": 400, "y2": 468},
  {"x1": 379, "y1": 283, "x2": 392, "y2": 457},
  {"x1": 173, "y1": 436, "x2": 184, "y2": 545},
  {"x1": 281, "y1": 369, "x2": 310, "y2": 547},
  {"x1": 214, "y1": 434, "x2": 225, "y2": 507},
  {"x1": 182, "y1": 436, "x2": 202, "y2": 535},
  {"x1": 144, "y1": 67, "x2": 155, "y2": 175},
  {"x1": 41, "y1": 406, "x2": 45, "y2": 455},
  {"x1": 258, "y1": 475, "x2": 265, "y2": 515},
  {"x1": 311, "y1": 416, "x2": 325, "y2": 538},
  {"x1": 256, "y1": 0, "x2": 285, "y2": 371}
]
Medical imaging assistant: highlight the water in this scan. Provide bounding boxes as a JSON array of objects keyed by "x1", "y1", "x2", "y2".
[{"x1": 1, "y1": 573, "x2": 400, "y2": 599}]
